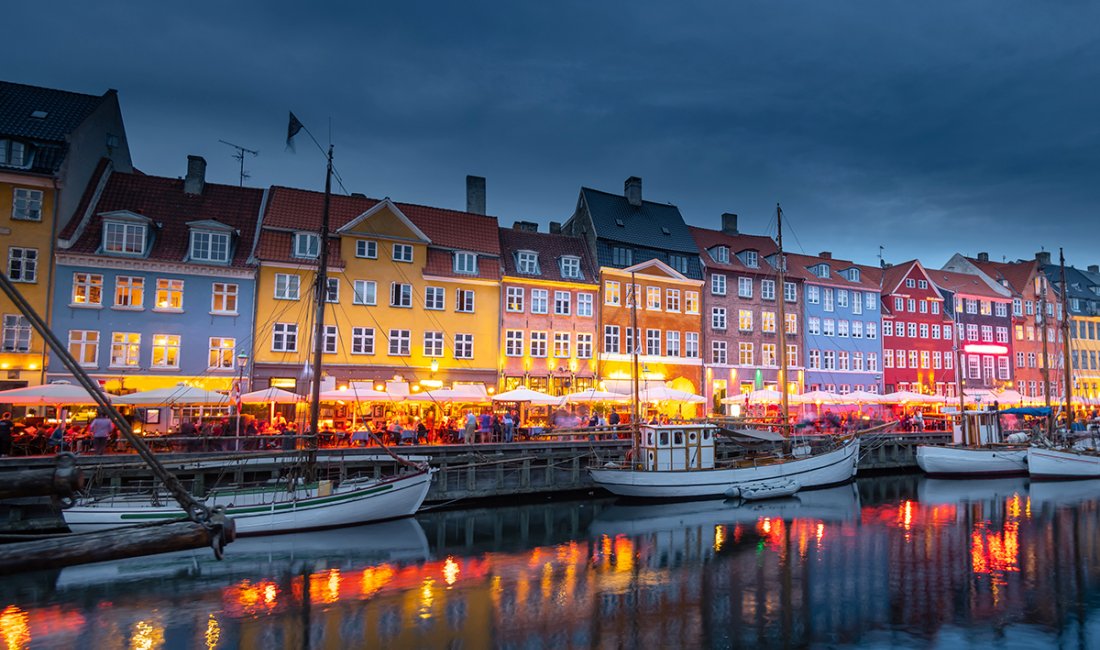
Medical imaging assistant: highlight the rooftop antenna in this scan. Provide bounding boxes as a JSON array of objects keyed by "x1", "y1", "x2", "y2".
[
  {"x1": 219, "y1": 139, "x2": 259, "y2": 186},
  {"x1": 878, "y1": 245, "x2": 885, "y2": 268}
]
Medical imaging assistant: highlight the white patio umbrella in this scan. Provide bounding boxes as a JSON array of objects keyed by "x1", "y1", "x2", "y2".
[
  {"x1": 879, "y1": 390, "x2": 938, "y2": 404},
  {"x1": 639, "y1": 385, "x2": 706, "y2": 403},
  {"x1": 113, "y1": 384, "x2": 228, "y2": 405},
  {"x1": 842, "y1": 390, "x2": 885, "y2": 404},
  {"x1": 492, "y1": 387, "x2": 563, "y2": 405},
  {"x1": 563, "y1": 388, "x2": 630, "y2": 403},
  {"x1": 799, "y1": 390, "x2": 843, "y2": 404},
  {"x1": 724, "y1": 388, "x2": 783, "y2": 404},
  {"x1": 0, "y1": 380, "x2": 107, "y2": 406},
  {"x1": 240, "y1": 387, "x2": 303, "y2": 404},
  {"x1": 318, "y1": 387, "x2": 396, "y2": 402}
]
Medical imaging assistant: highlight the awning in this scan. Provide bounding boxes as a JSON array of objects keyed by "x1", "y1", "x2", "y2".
[{"x1": 723, "y1": 428, "x2": 786, "y2": 442}]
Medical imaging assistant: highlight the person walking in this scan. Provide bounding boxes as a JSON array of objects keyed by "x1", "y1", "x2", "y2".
[
  {"x1": 0, "y1": 412, "x2": 13, "y2": 457},
  {"x1": 502, "y1": 410, "x2": 515, "y2": 443},
  {"x1": 89, "y1": 410, "x2": 114, "y2": 455},
  {"x1": 463, "y1": 410, "x2": 476, "y2": 444}
]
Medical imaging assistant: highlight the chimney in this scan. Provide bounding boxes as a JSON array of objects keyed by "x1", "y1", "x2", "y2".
[
  {"x1": 466, "y1": 175, "x2": 486, "y2": 215},
  {"x1": 512, "y1": 221, "x2": 538, "y2": 232},
  {"x1": 819, "y1": 251, "x2": 832, "y2": 260},
  {"x1": 1036, "y1": 251, "x2": 1051, "y2": 266},
  {"x1": 624, "y1": 176, "x2": 642, "y2": 207},
  {"x1": 721, "y1": 213, "x2": 738, "y2": 235},
  {"x1": 1089, "y1": 265, "x2": 1099, "y2": 274},
  {"x1": 184, "y1": 155, "x2": 206, "y2": 195},
  {"x1": 549, "y1": 221, "x2": 562, "y2": 234},
  {"x1": 977, "y1": 252, "x2": 989, "y2": 262}
]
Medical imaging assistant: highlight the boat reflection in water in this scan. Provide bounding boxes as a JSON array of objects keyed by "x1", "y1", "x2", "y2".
[{"x1": 4, "y1": 477, "x2": 1100, "y2": 648}]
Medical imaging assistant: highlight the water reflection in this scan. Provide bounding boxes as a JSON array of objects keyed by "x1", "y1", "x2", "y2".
[{"x1": 3, "y1": 477, "x2": 1100, "y2": 647}]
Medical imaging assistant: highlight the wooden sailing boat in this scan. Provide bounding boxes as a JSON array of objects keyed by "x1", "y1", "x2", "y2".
[
  {"x1": 65, "y1": 135, "x2": 433, "y2": 536},
  {"x1": 589, "y1": 204, "x2": 860, "y2": 499}
]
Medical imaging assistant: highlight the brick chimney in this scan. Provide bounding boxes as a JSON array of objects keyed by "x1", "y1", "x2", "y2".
[
  {"x1": 819, "y1": 251, "x2": 832, "y2": 260},
  {"x1": 512, "y1": 221, "x2": 538, "y2": 232},
  {"x1": 466, "y1": 175, "x2": 486, "y2": 215},
  {"x1": 184, "y1": 155, "x2": 206, "y2": 195},
  {"x1": 977, "y1": 252, "x2": 989, "y2": 262},
  {"x1": 549, "y1": 221, "x2": 562, "y2": 234},
  {"x1": 1089, "y1": 265, "x2": 1099, "y2": 274},
  {"x1": 721, "y1": 213, "x2": 738, "y2": 235},
  {"x1": 1036, "y1": 251, "x2": 1052, "y2": 266},
  {"x1": 624, "y1": 176, "x2": 642, "y2": 207}
]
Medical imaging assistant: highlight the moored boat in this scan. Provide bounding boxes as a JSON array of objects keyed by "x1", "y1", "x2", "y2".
[
  {"x1": 915, "y1": 445, "x2": 1028, "y2": 477},
  {"x1": 1026, "y1": 446, "x2": 1100, "y2": 480}
]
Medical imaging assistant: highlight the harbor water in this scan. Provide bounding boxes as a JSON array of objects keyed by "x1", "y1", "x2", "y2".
[{"x1": 3, "y1": 475, "x2": 1100, "y2": 648}]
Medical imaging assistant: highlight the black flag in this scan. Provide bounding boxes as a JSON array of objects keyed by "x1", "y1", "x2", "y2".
[{"x1": 286, "y1": 111, "x2": 303, "y2": 151}]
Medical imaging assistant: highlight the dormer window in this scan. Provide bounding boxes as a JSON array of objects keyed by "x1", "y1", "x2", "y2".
[
  {"x1": 815, "y1": 264, "x2": 830, "y2": 278},
  {"x1": 848, "y1": 268, "x2": 860, "y2": 282},
  {"x1": 293, "y1": 233, "x2": 320, "y2": 259},
  {"x1": 190, "y1": 230, "x2": 231, "y2": 263},
  {"x1": 103, "y1": 221, "x2": 147, "y2": 256},
  {"x1": 743, "y1": 251, "x2": 759, "y2": 268},
  {"x1": 517, "y1": 251, "x2": 540, "y2": 275},
  {"x1": 0, "y1": 139, "x2": 29, "y2": 168},
  {"x1": 713, "y1": 246, "x2": 729, "y2": 264},
  {"x1": 560, "y1": 256, "x2": 581, "y2": 279},
  {"x1": 454, "y1": 251, "x2": 477, "y2": 275}
]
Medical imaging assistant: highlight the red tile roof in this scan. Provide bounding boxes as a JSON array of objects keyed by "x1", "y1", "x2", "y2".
[
  {"x1": 687, "y1": 226, "x2": 778, "y2": 273},
  {"x1": 424, "y1": 248, "x2": 500, "y2": 281},
  {"x1": 498, "y1": 227, "x2": 598, "y2": 284},
  {"x1": 783, "y1": 252, "x2": 882, "y2": 291},
  {"x1": 927, "y1": 268, "x2": 1009, "y2": 300},
  {"x1": 61, "y1": 169, "x2": 264, "y2": 269},
  {"x1": 257, "y1": 187, "x2": 501, "y2": 266},
  {"x1": 965, "y1": 258, "x2": 1037, "y2": 296}
]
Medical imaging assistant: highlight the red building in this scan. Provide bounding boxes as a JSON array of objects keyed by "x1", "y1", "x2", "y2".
[{"x1": 880, "y1": 260, "x2": 955, "y2": 396}]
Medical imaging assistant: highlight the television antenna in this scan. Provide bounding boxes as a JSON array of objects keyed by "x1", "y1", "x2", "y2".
[{"x1": 219, "y1": 139, "x2": 259, "y2": 186}]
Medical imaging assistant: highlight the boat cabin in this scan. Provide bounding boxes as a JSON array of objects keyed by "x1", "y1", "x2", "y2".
[
  {"x1": 639, "y1": 424, "x2": 717, "y2": 471},
  {"x1": 949, "y1": 410, "x2": 1002, "y2": 445}
]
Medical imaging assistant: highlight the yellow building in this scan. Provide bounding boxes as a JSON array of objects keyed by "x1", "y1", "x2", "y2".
[
  {"x1": 0, "y1": 81, "x2": 131, "y2": 388},
  {"x1": 251, "y1": 187, "x2": 502, "y2": 395}
]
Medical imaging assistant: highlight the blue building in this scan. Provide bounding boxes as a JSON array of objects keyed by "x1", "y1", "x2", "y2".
[
  {"x1": 50, "y1": 156, "x2": 263, "y2": 399},
  {"x1": 787, "y1": 252, "x2": 884, "y2": 395}
]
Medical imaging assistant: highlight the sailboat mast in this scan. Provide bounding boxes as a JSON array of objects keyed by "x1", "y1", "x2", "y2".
[
  {"x1": 776, "y1": 203, "x2": 789, "y2": 428},
  {"x1": 631, "y1": 270, "x2": 640, "y2": 427},
  {"x1": 308, "y1": 145, "x2": 334, "y2": 441},
  {"x1": 1038, "y1": 271, "x2": 1053, "y2": 435},
  {"x1": 952, "y1": 299, "x2": 968, "y2": 444},
  {"x1": 1059, "y1": 248, "x2": 1074, "y2": 431}
]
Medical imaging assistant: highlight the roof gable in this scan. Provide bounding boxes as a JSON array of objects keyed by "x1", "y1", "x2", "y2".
[
  {"x1": 619, "y1": 257, "x2": 689, "y2": 281},
  {"x1": 337, "y1": 199, "x2": 431, "y2": 243},
  {"x1": 580, "y1": 187, "x2": 698, "y2": 254}
]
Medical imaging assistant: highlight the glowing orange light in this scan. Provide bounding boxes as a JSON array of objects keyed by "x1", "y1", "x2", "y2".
[
  {"x1": 443, "y1": 557, "x2": 460, "y2": 586},
  {"x1": 1, "y1": 605, "x2": 30, "y2": 650},
  {"x1": 963, "y1": 343, "x2": 1008, "y2": 355},
  {"x1": 360, "y1": 565, "x2": 395, "y2": 598},
  {"x1": 204, "y1": 614, "x2": 220, "y2": 650}
]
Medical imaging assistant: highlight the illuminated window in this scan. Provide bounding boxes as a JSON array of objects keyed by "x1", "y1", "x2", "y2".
[
  {"x1": 506, "y1": 286, "x2": 524, "y2": 312},
  {"x1": 739, "y1": 342, "x2": 754, "y2": 365},
  {"x1": 72, "y1": 272, "x2": 103, "y2": 306},
  {"x1": 554, "y1": 332, "x2": 571, "y2": 358},
  {"x1": 114, "y1": 276, "x2": 144, "y2": 308},
  {"x1": 154, "y1": 278, "x2": 184, "y2": 311},
  {"x1": 208, "y1": 337, "x2": 235, "y2": 369},
  {"x1": 110, "y1": 332, "x2": 141, "y2": 366},
  {"x1": 738, "y1": 309, "x2": 753, "y2": 332},
  {"x1": 761, "y1": 311, "x2": 776, "y2": 333},
  {"x1": 68, "y1": 329, "x2": 98, "y2": 367},
  {"x1": 762, "y1": 343, "x2": 777, "y2": 367},
  {"x1": 604, "y1": 281, "x2": 620, "y2": 305},
  {"x1": 685, "y1": 291, "x2": 700, "y2": 314},
  {"x1": 211, "y1": 282, "x2": 238, "y2": 314}
]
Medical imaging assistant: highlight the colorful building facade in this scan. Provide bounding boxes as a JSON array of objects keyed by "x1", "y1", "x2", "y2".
[
  {"x1": 498, "y1": 223, "x2": 599, "y2": 395},
  {"x1": 879, "y1": 260, "x2": 955, "y2": 396},
  {"x1": 50, "y1": 157, "x2": 262, "y2": 393},
  {"x1": 928, "y1": 268, "x2": 1014, "y2": 395},
  {"x1": 1042, "y1": 258, "x2": 1100, "y2": 401}
]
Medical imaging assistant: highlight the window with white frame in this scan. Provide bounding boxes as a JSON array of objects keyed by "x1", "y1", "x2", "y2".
[
  {"x1": 646, "y1": 329, "x2": 661, "y2": 356},
  {"x1": 454, "y1": 333, "x2": 474, "y2": 359},
  {"x1": 72, "y1": 273, "x2": 103, "y2": 306},
  {"x1": 103, "y1": 221, "x2": 146, "y2": 255},
  {"x1": 809, "y1": 317, "x2": 821, "y2": 335},
  {"x1": 838, "y1": 289, "x2": 848, "y2": 308},
  {"x1": 996, "y1": 327, "x2": 1008, "y2": 343},
  {"x1": 454, "y1": 252, "x2": 477, "y2": 274},
  {"x1": 531, "y1": 289, "x2": 548, "y2": 314},
  {"x1": 761, "y1": 311, "x2": 776, "y2": 333},
  {"x1": 784, "y1": 282, "x2": 797, "y2": 303},
  {"x1": 883, "y1": 349, "x2": 893, "y2": 368},
  {"x1": 560, "y1": 256, "x2": 581, "y2": 278},
  {"x1": 355, "y1": 239, "x2": 378, "y2": 259},
  {"x1": 0, "y1": 140, "x2": 28, "y2": 167},
  {"x1": 114, "y1": 276, "x2": 144, "y2": 308},
  {"x1": 713, "y1": 246, "x2": 729, "y2": 263},
  {"x1": 392, "y1": 243, "x2": 413, "y2": 262},
  {"x1": 981, "y1": 325, "x2": 993, "y2": 342},
  {"x1": 7, "y1": 247, "x2": 36, "y2": 282},
  {"x1": 868, "y1": 353, "x2": 878, "y2": 371},
  {"x1": 211, "y1": 282, "x2": 238, "y2": 314},
  {"x1": 931, "y1": 324, "x2": 940, "y2": 339},
  {"x1": 685, "y1": 291, "x2": 700, "y2": 314},
  {"x1": 154, "y1": 279, "x2": 183, "y2": 311},
  {"x1": 425, "y1": 286, "x2": 445, "y2": 310},
  {"x1": 389, "y1": 329, "x2": 411, "y2": 356},
  {"x1": 151, "y1": 335, "x2": 181, "y2": 368},
  {"x1": 739, "y1": 342, "x2": 755, "y2": 365},
  {"x1": 852, "y1": 291, "x2": 862, "y2": 314},
  {"x1": 785, "y1": 313, "x2": 797, "y2": 334},
  {"x1": 738, "y1": 309, "x2": 753, "y2": 332},
  {"x1": 743, "y1": 250, "x2": 759, "y2": 268},
  {"x1": 823, "y1": 350, "x2": 836, "y2": 370},
  {"x1": 390, "y1": 282, "x2": 412, "y2": 308},
  {"x1": 274, "y1": 273, "x2": 300, "y2": 300},
  {"x1": 919, "y1": 323, "x2": 929, "y2": 338},
  {"x1": 921, "y1": 350, "x2": 931, "y2": 369},
  {"x1": 809, "y1": 349, "x2": 821, "y2": 369},
  {"x1": 762, "y1": 343, "x2": 777, "y2": 367},
  {"x1": 998, "y1": 356, "x2": 1010, "y2": 380},
  {"x1": 838, "y1": 320, "x2": 849, "y2": 337},
  {"x1": 995, "y1": 302, "x2": 1007, "y2": 317},
  {"x1": 883, "y1": 321, "x2": 893, "y2": 337},
  {"x1": 506, "y1": 286, "x2": 524, "y2": 312},
  {"x1": 666, "y1": 331, "x2": 680, "y2": 357},
  {"x1": 353, "y1": 280, "x2": 377, "y2": 306},
  {"x1": 110, "y1": 332, "x2": 141, "y2": 366},
  {"x1": 555, "y1": 291, "x2": 571, "y2": 315},
  {"x1": 908, "y1": 322, "x2": 917, "y2": 338},
  {"x1": 505, "y1": 330, "x2": 524, "y2": 356},
  {"x1": 711, "y1": 307, "x2": 727, "y2": 330},
  {"x1": 554, "y1": 332, "x2": 571, "y2": 358},
  {"x1": 69, "y1": 330, "x2": 99, "y2": 367},
  {"x1": 934, "y1": 351, "x2": 943, "y2": 369},
  {"x1": 293, "y1": 232, "x2": 320, "y2": 258},
  {"x1": 712, "y1": 340, "x2": 728, "y2": 364},
  {"x1": 578, "y1": 292, "x2": 593, "y2": 317},
  {"x1": 838, "y1": 351, "x2": 849, "y2": 370},
  {"x1": 604, "y1": 281, "x2": 620, "y2": 305},
  {"x1": 908, "y1": 298, "x2": 916, "y2": 312},
  {"x1": 455, "y1": 289, "x2": 475, "y2": 313},
  {"x1": 272, "y1": 323, "x2": 298, "y2": 352},
  {"x1": 325, "y1": 278, "x2": 339, "y2": 303},
  {"x1": 321, "y1": 324, "x2": 337, "y2": 354},
  {"x1": 189, "y1": 231, "x2": 230, "y2": 263},
  {"x1": 352, "y1": 327, "x2": 375, "y2": 354},
  {"x1": 866, "y1": 292, "x2": 877, "y2": 310},
  {"x1": 761, "y1": 280, "x2": 776, "y2": 301},
  {"x1": 1, "y1": 315, "x2": 30, "y2": 352},
  {"x1": 516, "y1": 251, "x2": 539, "y2": 275},
  {"x1": 423, "y1": 331, "x2": 444, "y2": 357},
  {"x1": 807, "y1": 285, "x2": 820, "y2": 304},
  {"x1": 867, "y1": 323, "x2": 877, "y2": 339},
  {"x1": 645, "y1": 286, "x2": 661, "y2": 310},
  {"x1": 577, "y1": 333, "x2": 593, "y2": 358},
  {"x1": 853, "y1": 351, "x2": 864, "y2": 371},
  {"x1": 712, "y1": 274, "x2": 727, "y2": 296},
  {"x1": 852, "y1": 321, "x2": 863, "y2": 338},
  {"x1": 894, "y1": 297, "x2": 904, "y2": 312},
  {"x1": 737, "y1": 276, "x2": 752, "y2": 298},
  {"x1": 208, "y1": 337, "x2": 235, "y2": 369},
  {"x1": 685, "y1": 332, "x2": 699, "y2": 358},
  {"x1": 12, "y1": 188, "x2": 43, "y2": 221},
  {"x1": 530, "y1": 331, "x2": 548, "y2": 357},
  {"x1": 603, "y1": 325, "x2": 620, "y2": 354},
  {"x1": 823, "y1": 319, "x2": 835, "y2": 336},
  {"x1": 786, "y1": 344, "x2": 798, "y2": 367},
  {"x1": 919, "y1": 300, "x2": 928, "y2": 314}
]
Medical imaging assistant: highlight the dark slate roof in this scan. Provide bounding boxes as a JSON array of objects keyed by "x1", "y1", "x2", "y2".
[
  {"x1": 581, "y1": 187, "x2": 699, "y2": 254},
  {"x1": 0, "y1": 81, "x2": 109, "y2": 174},
  {"x1": 499, "y1": 228, "x2": 598, "y2": 284}
]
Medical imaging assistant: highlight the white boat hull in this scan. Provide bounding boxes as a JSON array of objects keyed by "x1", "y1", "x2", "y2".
[
  {"x1": 589, "y1": 437, "x2": 859, "y2": 499},
  {"x1": 1027, "y1": 447, "x2": 1100, "y2": 480},
  {"x1": 63, "y1": 469, "x2": 434, "y2": 536},
  {"x1": 915, "y1": 445, "x2": 1028, "y2": 477}
]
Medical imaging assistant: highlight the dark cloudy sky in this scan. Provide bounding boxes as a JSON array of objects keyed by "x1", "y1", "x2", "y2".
[{"x1": 9, "y1": 1, "x2": 1100, "y2": 268}]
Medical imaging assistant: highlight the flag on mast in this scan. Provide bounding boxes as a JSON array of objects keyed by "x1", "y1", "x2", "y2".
[{"x1": 286, "y1": 111, "x2": 304, "y2": 151}]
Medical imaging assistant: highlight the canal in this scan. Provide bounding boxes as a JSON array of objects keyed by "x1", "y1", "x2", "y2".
[{"x1": 2, "y1": 475, "x2": 1099, "y2": 648}]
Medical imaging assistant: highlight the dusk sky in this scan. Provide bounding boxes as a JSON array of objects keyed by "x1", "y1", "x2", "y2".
[{"x1": 9, "y1": 1, "x2": 1099, "y2": 268}]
